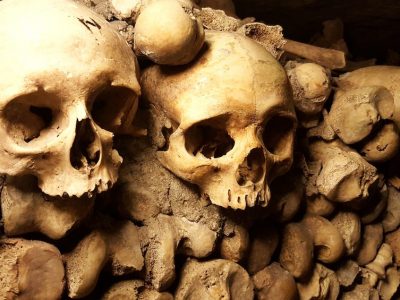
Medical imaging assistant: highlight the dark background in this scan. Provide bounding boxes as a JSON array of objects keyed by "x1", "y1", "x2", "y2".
[{"x1": 233, "y1": 0, "x2": 400, "y2": 62}]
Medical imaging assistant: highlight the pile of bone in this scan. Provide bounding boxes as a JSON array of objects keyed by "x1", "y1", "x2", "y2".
[{"x1": 1, "y1": 0, "x2": 400, "y2": 299}]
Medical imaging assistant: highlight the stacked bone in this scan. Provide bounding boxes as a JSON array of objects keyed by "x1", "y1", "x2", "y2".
[{"x1": 1, "y1": 0, "x2": 400, "y2": 299}]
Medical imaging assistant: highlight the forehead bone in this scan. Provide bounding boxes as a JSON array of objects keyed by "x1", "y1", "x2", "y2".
[
  {"x1": 0, "y1": 0, "x2": 137, "y2": 89},
  {"x1": 141, "y1": 31, "x2": 291, "y2": 123}
]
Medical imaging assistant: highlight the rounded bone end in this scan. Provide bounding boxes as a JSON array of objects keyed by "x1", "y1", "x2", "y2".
[
  {"x1": 279, "y1": 223, "x2": 314, "y2": 280},
  {"x1": 134, "y1": 0, "x2": 205, "y2": 65},
  {"x1": 301, "y1": 215, "x2": 345, "y2": 264},
  {"x1": 252, "y1": 263, "x2": 298, "y2": 300},
  {"x1": 286, "y1": 62, "x2": 331, "y2": 115},
  {"x1": 0, "y1": 239, "x2": 65, "y2": 300},
  {"x1": 359, "y1": 122, "x2": 400, "y2": 163},
  {"x1": 175, "y1": 259, "x2": 254, "y2": 300},
  {"x1": 65, "y1": 231, "x2": 108, "y2": 299}
]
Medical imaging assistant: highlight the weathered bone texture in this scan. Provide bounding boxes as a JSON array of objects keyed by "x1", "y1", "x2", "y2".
[
  {"x1": 93, "y1": 216, "x2": 144, "y2": 276},
  {"x1": 337, "y1": 66, "x2": 400, "y2": 127},
  {"x1": 142, "y1": 30, "x2": 296, "y2": 210},
  {"x1": 1, "y1": 176, "x2": 94, "y2": 239},
  {"x1": 331, "y1": 212, "x2": 362, "y2": 256},
  {"x1": 360, "y1": 267, "x2": 379, "y2": 289},
  {"x1": 102, "y1": 280, "x2": 173, "y2": 300},
  {"x1": 236, "y1": 22, "x2": 286, "y2": 59},
  {"x1": 279, "y1": 222, "x2": 314, "y2": 280},
  {"x1": 297, "y1": 263, "x2": 340, "y2": 300},
  {"x1": 305, "y1": 140, "x2": 378, "y2": 203},
  {"x1": 252, "y1": 263, "x2": 298, "y2": 300},
  {"x1": 236, "y1": 22, "x2": 346, "y2": 69},
  {"x1": 65, "y1": 231, "x2": 108, "y2": 299},
  {"x1": 0, "y1": 0, "x2": 140, "y2": 197},
  {"x1": 341, "y1": 284, "x2": 379, "y2": 300},
  {"x1": 196, "y1": 7, "x2": 244, "y2": 32},
  {"x1": 114, "y1": 137, "x2": 224, "y2": 230},
  {"x1": 64, "y1": 218, "x2": 143, "y2": 298},
  {"x1": 0, "y1": 238, "x2": 65, "y2": 300},
  {"x1": 111, "y1": 137, "x2": 225, "y2": 291},
  {"x1": 197, "y1": 0, "x2": 237, "y2": 16},
  {"x1": 139, "y1": 214, "x2": 218, "y2": 291},
  {"x1": 359, "y1": 123, "x2": 400, "y2": 163},
  {"x1": 220, "y1": 222, "x2": 249, "y2": 263},
  {"x1": 335, "y1": 260, "x2": 360, "y2": 288},
  {"x1": 175, "y1": 259, "x2": 254, "y2": 299},
  {"x1": 328, "y1": 86, "x2": 395, "y2": 145}
]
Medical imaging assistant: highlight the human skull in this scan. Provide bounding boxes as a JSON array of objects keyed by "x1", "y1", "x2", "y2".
[
  {"x1": 0, "y1": 0, "x2": 140, "y2": 197},
  {"x1": 142, "y1": 31, "x2": 296, "y2": 210}
]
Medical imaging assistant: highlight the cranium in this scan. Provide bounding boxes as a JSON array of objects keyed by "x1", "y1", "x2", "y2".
[
  {"x1": 0, "y1": 0, "x2": 140, "y2": 197},
  {"x1": 142, "y1": 31, "x2": 296, "y2": 210}
]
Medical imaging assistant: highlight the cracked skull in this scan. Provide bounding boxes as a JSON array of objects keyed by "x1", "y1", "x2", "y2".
[
  {"x1": 142, "y1": 31, "x2": 296, "y2": 210},
  {"x1": 0, "y1": 0, "x2": 140, "y2": 197}
]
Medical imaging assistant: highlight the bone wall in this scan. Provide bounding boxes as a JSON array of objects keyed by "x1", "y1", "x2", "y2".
[{"x1": 1, "y1": 0, "x2": 400, "y2": 299}]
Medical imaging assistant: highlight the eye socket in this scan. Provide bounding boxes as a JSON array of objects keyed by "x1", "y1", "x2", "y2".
[
  {"x1": 3, "y1": 91, "x2": 57, "y2": 144},
  {"x1": 91, "y1": 86, "x2": 137, "y2": 133},
  {"x1": 185, "y1": 119, "x2": 234, "y2": 159},
  {"x1": 262, "y1": 115, "x2": 296, "y2": 156}
]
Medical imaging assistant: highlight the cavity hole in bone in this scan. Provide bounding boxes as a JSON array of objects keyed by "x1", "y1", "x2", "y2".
[
  {"x1": 25, "y1": 106, "x2": 53, "y2": 142},
  {"x1": 236, "y1": 148, "x2": 265, "y2": 186},
  {"x1": 262, "y1": 115, "x2": 295, "y2": 156},
  {"x1": 160, "y1": 126, "x2": 174, "y2": 151},
  {"x1": 315, "y1": 244, "x2": 330, "y2": 258},
  {"x1": 4, "y1": 93, "x2": 55, "y2": 143},
  {"x1": 184, "y1": 121, "x2": 234, "y2": 158},
  {"x1": 70, "y1": 119, "x2": 101, "y2": 170},
  {"x1": 91, "y1": 86, "x2": 137, "y2": 132}
]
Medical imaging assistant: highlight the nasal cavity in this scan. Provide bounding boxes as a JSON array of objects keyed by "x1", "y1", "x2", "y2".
[
  {"x1": 70, "y1": 119, "x2": 101, "y2": 170},
  {"x1": 235, "y1": 148, "x2": 265, "y2": 186}
]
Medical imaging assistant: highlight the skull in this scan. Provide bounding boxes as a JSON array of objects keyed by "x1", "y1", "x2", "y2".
[
  {"x1": 142, "y1": 31, "x2": 296, "y2": 210},
  {"x1": 0, "y1": 0, "x2": 140, "y2": 197}
]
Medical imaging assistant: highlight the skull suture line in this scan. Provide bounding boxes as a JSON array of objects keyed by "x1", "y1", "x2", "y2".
[
  {"x1": 0, "y1": 0, "x2": 140, "y2": 197},
  {"x1": 142, "y1": 31, "x2": 297, "y2": 210}
]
